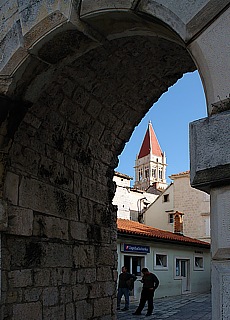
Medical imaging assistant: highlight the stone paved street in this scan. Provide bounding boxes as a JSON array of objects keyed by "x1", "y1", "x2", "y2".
[{"x1": 117, "y1": 292, "x2": 211, "y2": 320}]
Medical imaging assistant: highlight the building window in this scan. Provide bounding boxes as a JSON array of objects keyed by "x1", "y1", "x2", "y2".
[
  {"x1": 154, "y1": 253, "x2": 168, "y2": 270},
  {"x1": 159, "y1": 168, "x2": 163, "y2": 180},
  {"x1": 175, "y1": 258, "x2": 189, "y2": 278},
  {"x1": 163, "y1": 194, "x2": 169, "y2": 202},
  {"x1": 194, "y1": 256, "x2": 204, "y2": 270},
  {"x1": 152, "y1": 167, "x2": 156, "y2": 178},
  {"x1": 145, "y1": 167, "x2": 149, "y2": 178},
  {"x1": 139, "y1": 169, "x2": 143, "y2": 181},
  {"x1": 169, "y1": 213, "x2": 174, "y2": 224}
]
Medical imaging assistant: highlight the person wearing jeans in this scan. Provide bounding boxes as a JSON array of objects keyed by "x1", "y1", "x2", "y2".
[{"x1": 117, "y1": 266, "x2": 137, "y2": 311}]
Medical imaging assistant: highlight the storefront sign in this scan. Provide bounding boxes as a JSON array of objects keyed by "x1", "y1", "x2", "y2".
[{"x1": 121, "y1": 243, "x2": 150, "y2": 254}]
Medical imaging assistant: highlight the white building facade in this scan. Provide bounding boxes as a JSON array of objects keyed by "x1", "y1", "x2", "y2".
[
  {"x1": 113, "y1": 172, "x2": 158, "y2": 221},
  {"x1": 145, "y1": 171, "x2": 210, "y2": 242},
  {"x1": 117, "y1": 219, "x2": 210, "y2": 300}
]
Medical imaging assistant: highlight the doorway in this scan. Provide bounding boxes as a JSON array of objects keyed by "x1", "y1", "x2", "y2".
[
  {"x1": 175, "y1": 258, "x2": 191, "y2": 294},
  {"x1": 124, "y1": 255, "x2": 145, "y2": 296}
]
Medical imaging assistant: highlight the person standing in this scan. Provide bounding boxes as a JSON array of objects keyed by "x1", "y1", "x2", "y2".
[
  {"x1": 132, "y1": 267, "x2": 159, "y2": 316},
  {"x1": 117, "y1": 266, "x2": 137, "y2": 311}
]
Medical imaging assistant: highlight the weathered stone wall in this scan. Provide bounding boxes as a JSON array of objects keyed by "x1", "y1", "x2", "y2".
[
  {"x1": 0, "y1": 34, "x2": 195, "y2": 319},
  {"x1": 1, "y1": 1, "x2": 230, "y2": 319}
]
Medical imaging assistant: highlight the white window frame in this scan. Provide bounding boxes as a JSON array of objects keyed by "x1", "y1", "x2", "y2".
[
  {"x1": 194, "y1": 254, "x2": 204, "y2": 271},
  {"x1": 174, "y1": 256, "x2": 190, "y2": 279},
  {"x1": 154, "y1": 252, "x2": 168, "y2": 270},
  {"x1": 168, "y1": 213, "x2": 174, "y2": 224}
]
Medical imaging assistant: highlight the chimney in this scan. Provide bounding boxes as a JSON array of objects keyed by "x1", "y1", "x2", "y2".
[{"x1": 174, "y1": 211, "x2": 184, "y2": 234}]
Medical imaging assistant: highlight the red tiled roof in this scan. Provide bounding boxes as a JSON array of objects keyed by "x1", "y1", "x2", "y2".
[
  {"x1": 138, "y1": 122, "x2": 162, "y2": 159},
  {"x1": 117, "y1": 219, "x2": 210, "y2": 248}
]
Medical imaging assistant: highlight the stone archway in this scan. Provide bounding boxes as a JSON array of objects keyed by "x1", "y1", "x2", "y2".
[{"x1": 0, "y1": 1, "x2": 230, "y2": 319}]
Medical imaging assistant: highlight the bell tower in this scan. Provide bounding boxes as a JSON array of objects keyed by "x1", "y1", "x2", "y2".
[{"x1": 134, "y1": 121, "x2": 167, "y2": 191}]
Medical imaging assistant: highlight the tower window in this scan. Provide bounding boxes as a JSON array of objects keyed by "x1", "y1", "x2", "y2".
[
  {"x1": 145, "y1": 167, "x2": 149, "y2": 178},
  {"x1": 163, "y1": 194, "x2": 169, "y2": 202},
  {"x1": 159, "y1": 168, "x2": 163, "y2": 179}
]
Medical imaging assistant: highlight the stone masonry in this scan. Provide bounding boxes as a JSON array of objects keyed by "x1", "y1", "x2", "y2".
[
  {"x1": 0, "y1": 9, "x2": 195, "y2": 317},
  {"x1": 1, "y1": 1, "x2": 230, "y2": 319}
]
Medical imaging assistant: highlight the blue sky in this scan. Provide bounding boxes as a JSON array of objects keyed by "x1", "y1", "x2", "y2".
[{"x1": 116, "y1": 70, "x2": 207, "y2": 185}]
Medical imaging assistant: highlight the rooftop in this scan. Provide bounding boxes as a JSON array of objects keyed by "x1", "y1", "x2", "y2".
[{"x1": 117, "y1": 219, "x2": 210, "y2": 248}]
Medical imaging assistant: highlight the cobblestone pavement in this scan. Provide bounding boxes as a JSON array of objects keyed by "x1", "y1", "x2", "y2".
[{"x1": 117, "y1": 292, "x2": 211, "y2": 320}]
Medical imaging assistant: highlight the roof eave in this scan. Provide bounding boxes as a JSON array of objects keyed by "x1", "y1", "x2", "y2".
[{"x1": 117, "y1": 231, "x2": 210, "y2": 249}]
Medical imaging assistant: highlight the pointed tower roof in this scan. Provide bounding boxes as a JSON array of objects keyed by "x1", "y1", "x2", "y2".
[{"x1": 138, "y1": 121, "x2": 162, "y2": 159}]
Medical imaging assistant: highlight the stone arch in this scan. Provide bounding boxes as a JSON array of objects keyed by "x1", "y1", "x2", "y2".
[{"x1": 1, "y1": 2, "x2": 230, "y2": 319}]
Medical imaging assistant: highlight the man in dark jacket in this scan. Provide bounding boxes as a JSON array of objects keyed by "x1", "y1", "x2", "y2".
[
  {"x1": 133, "y1": 267, "x2": 159, "y2": 316},
  {"x1": 117, "y1": 266, "x2": 137, "y2": 311}
]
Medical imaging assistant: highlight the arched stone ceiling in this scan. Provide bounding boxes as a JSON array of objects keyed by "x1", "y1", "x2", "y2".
[{"x1": 5, "y1": 35, "x2": 196, "y2": 176}]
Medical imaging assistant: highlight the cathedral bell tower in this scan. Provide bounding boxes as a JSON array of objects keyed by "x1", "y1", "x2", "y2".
[{"x1": 134, "y1": 121, "x2": 167, "y2": 191}]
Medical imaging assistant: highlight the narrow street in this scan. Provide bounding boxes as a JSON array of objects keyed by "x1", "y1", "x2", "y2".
[{"x1": 117, "y1": 292, "x2": 211, "y2": 319}]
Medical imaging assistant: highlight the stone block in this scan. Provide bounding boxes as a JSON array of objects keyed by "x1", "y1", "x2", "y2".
[
  {"x1": 43, "y1": 305, "x2": 65, "y2": 320},
  {"x1": 8, "y1": 269, "x2": 32, "y2": 288},
  {"x1": 34, "y1": 269, "x2": 50, "y2": 287},
  {"x1": 66, "y1": 303, "x2": 75, "y2": 320},
  {"x1": 65, "y1": 155, "x2": 79, "y2": 172},
  {"x1": 73, "y1": 284, "x2": 88, "y2": 301},
  {"x1": 8, "y1": 206, "x2": 33, "y2": 236},
  {"x1": 80, "y1": 0, "x2": 135, "y2": 17},
  {"x1": 19, "y1": 177, "x2": 77, "y2": 219},
  {"x1": 60, "y1": 286, "x2": 72, "y2": 304},
  {"x1": 42, "y1": 287, "x2": 59, "y2": 306},
  {"x1": 76, "y1": 268, "x2": 96, "y2": 284},
  {"x1": 42, "y1": 243, "x2": 72, "y2": 268},
  {"x1": 212, "y1": 260, "x2": 230, "y2": 320},
  {"x1": 24, "y1": 287, "x2": 42, "y2": 302},
  {"x1": 33, "y1": 213, "x2": 68, "y2": 240},
  {"x1": 0, "y1": 198, "x2": 8, "y2": 231},
  {"x1": 12, "y1": 302, "x2": 42, "y2": 320},
  {"x1": 94, "y1": 297, "x2": 111, "y2": 317},
  {"x1": 50, "y1": 268, "x2": 71, "y2": 286},
  {"x1": 46, "y1": 145, "x2": 64, "y2": 165},
  {"x1": 4, "y1": 171, "x2": 19, "y2": 205},
  {"x1": 73, "y1": 171, "x2": 81, "y2": 197},
  {"x1": 73, "y1": 245, "x2": 95, "y2": 268},
  {"x1": 190, "y1": 111, "x2": 230, "y2": 192},
  {"x1": 97, "y1": 266, "x2": 113, "y2": 282},
  {"x1": 70, "y1": 221, "x2": 88, "y2": 241},
  {"x1": 96, "y1": 246, "x2": 115, "y2": 266},
  {"x1": 11, "y1": 144, "x2": 40, "y2": 176},
  {"x1": 6, "y1": 290, "x2": 22, "y2": 304},
  {"x1": 23, "y1": 112, "x2": 42, "y2": 129},
  {"x1": 75, "y1": 300, "x2": 93, "y2": 320},
  {"x1": 38, "y1": 157, "x2": 73, "y2": 192},
  {"x1": 211, "y1": 186, "x2": 230, "y2": 259},
  {"x1": 79, "y1": 197, "x2": 94, "y2": 224},
  {"x1": 0, "y1": 21, "x2": 27, "y2": 76}
]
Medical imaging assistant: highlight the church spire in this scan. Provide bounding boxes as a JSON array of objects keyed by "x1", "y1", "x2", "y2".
[
  {"x1": 138, "y1": 121, "x2": 162, "y2": 159},
  {"x1": 134, "y1": 122, "x2": 167, "y2": 192}
]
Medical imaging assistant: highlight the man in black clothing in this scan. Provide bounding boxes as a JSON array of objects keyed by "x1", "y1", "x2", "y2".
[
  {"x1": 117, "y1": 266, "x2": 137, "y2": 311},
  {"x1": 133, "y1": 267, "x2": 159, "y2": 317}
]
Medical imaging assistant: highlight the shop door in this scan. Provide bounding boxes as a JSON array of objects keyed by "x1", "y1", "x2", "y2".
[
  {"x1": 180, "y1": 259, "x2": 190, "y2": 293},
  {"x1": 124, "y1": 255, "x2": 144, "y2": 296}
]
